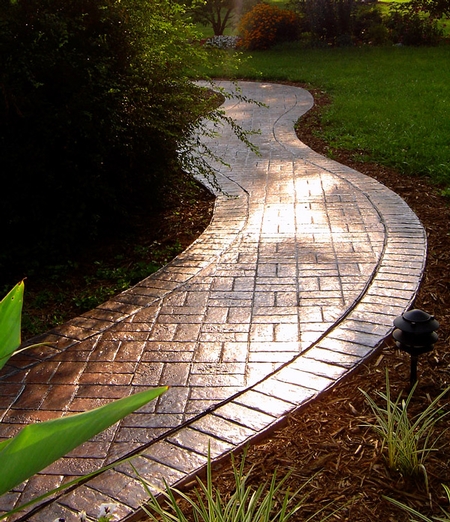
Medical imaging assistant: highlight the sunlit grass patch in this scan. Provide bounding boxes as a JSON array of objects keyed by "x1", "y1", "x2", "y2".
[{"x1": 206, "y1": 44, "x2": 450, "y2": 191}]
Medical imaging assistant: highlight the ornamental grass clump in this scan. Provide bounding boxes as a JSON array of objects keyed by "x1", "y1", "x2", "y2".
[
  {"x1": 238, "y1": 4, "x2": 300, "y2": 50},
  {"x1": 386, "y1": 484, "x2": 450, "y2": 521},
  {"x1": 360, "y1": 370, "x2": 450, "y2": 478},
  {"x1": 139, "y1": 449, "x2": 340, "y2": 522}
]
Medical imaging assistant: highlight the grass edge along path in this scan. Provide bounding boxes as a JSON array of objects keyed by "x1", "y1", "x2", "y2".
[{"x1": 212, "y1": 43, "x2": 450, "y2": 192}]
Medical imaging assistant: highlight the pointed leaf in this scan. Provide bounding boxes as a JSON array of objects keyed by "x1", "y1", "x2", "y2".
[
  {"x1": 0, "y1": 281, "x2": 24, "y2": 369},
  {"x1": 0, "y1": 386, "x2": 167, "y2": 496}
]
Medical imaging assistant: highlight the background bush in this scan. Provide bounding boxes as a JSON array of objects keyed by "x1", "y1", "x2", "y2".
[
  {"x1": 353, "y1": 4, "x2": 389, "y2": 45},
  {"x1": 293, "y1": 0, "x2": 388, "y2": 46},
  {"x1": 385, "y1": 4, "x2": 443, "y2": 45},
  {"x1": 0, "y1": 0, "x2": 212, "y2": 275},
  {"x1": 296, "y1": 0, "x2": 356, "y2": 45},
  {"x1": 238, "y1": 3, "x2": 300, "y2": 50},
  {"x1": 293, "y1": 0, "x2": 444, "y2": 46}
]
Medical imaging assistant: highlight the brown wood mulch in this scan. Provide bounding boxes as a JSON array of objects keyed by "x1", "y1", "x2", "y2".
[{"x1": 181, "y1": 85, "x2": 450, "y2": 522}]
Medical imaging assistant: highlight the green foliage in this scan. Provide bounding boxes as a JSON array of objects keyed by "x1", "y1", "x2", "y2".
[
  {"x1": 0, "y1": 282, "x2": 167, "y2": 509},
  {"x1": 0, "y1": 0, "x2": 218, "y2": 274},
  {"x1": 0, "y1": 386, "x2": 167, "y2": 498},
  {"x1": 292, "y1": 0, "x2": 388, "y2": 46},
  {"x1": 407, "y1": 0, "x2": 450, "y2": 18},
  {"x1": 0, "y1": 281, "x2": 23, "y2": 369},
  {"x1": 291, "y1": 0, "x2": 445, "y2": 45},
  {"x1": 386, "y1": 3, "x2": 443, "y2": 45},
  {"x1": 353, "y1": 4, "x2": 389, "y2": 44},
  {"x1": 360, "y1": 370, "x2": 450, "y2": 477},
  {"x1": 219, "y1": 44, "x2": 450, "y2": 189},
  {"x1": 238, "y1": 3, "x2": 300, "y2": 50},
  {"x1": 140, "y1": 449, "x2": 340, "y2": 522},
  {"x1": 0, "y1": 280, "x2": 48, "y2": 366}
]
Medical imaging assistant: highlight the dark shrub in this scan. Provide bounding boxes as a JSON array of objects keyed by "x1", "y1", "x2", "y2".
[
  {"x1": 386, "y1": 4, "x2": 443, "y2": 45},
  {"x1": 0, "y1": 0, "x2": 211, "y2": 274},
  {"x1": 353, "y1": 4, "x2": 389, "y2": 44},
  {"x1": 297, "y1": 0, "x2": 355, "y2": 44},
  {"x1": 293, "y1": 0, "x2": 389, "y2": 46}
]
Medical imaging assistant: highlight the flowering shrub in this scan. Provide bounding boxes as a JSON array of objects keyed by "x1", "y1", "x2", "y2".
[
  {"x1": 238, "y1": 3, "x2": 300, "y2": 50},
  {"x1": 204, "y1": 35, "x2": 242, "y2": 49}
]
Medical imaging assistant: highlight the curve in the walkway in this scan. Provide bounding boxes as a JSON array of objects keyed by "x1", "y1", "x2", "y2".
[{"x1": 0, "y1": 82, "x2": 425, "y2": 522}]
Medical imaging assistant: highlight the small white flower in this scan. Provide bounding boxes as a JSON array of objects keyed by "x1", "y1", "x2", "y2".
[
  {"x1": 98, "y1": 503, "x2": 118, "y2": 519},
  {"x1": 204, "y1": 35, "x2": 241, "y2": 49}
]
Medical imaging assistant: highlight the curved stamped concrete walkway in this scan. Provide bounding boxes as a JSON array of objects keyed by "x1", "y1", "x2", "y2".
[{"x1": 0, "y1": 82, "x2": 426, "y2": 521}]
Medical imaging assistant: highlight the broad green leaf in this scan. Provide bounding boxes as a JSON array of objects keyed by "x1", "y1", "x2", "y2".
[
  {"x1": 0, "y1": 281, "x2": 24, "y2": 370},
  {"x1": 0, "y1": 386, "x2": 168, "y2": 496}
]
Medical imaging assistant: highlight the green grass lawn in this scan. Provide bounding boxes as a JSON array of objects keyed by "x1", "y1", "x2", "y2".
[{"x1": 205, "y1": 44, "x2": 450, "y2": 192}]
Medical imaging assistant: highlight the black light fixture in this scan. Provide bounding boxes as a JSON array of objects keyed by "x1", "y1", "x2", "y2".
[{"x1": 393, "y1": 309, "x2": 439, "y2": 386}]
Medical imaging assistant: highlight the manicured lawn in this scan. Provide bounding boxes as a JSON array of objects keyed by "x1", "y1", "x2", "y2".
[{"x1": 207, "y1": 44, "x2": 450, "y2": 191}]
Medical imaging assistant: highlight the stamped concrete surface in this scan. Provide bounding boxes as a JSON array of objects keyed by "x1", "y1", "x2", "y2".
[{"x1": 0, "y1": 82, "x2": 426, "y2": 521}]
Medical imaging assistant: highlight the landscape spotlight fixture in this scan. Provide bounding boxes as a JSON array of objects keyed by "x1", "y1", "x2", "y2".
[{"x1": 393, "y1": 309, "x2": 439, "y2": 386}]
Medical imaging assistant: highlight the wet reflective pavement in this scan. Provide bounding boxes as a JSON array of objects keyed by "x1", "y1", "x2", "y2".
[{"x1": 0, "y1": 82, "x2": 426, "y2": 521}]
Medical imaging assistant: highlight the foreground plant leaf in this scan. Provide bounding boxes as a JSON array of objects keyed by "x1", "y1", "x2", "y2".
[
  {"x1": 0, "y1": 281, "x2": 24, "y2": 370},
  {"x1": 0, "y1": 386, "x2": 168, "y2": 496}
]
